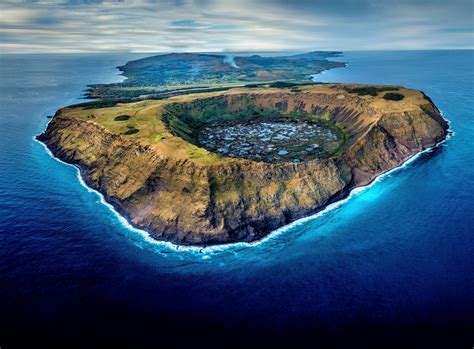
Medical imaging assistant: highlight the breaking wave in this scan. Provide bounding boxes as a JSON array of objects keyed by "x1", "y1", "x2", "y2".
[{"x1": 34, "y1": 112, "x2": 452, "y2": 255}]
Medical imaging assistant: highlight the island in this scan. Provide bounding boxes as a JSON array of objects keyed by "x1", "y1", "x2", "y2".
[
  {"x1": 37, "y1": 52, "x2": 449, "y2": 245},
  {"x1": 86, "y1": 51, "x2": 345, "y2": 100}
]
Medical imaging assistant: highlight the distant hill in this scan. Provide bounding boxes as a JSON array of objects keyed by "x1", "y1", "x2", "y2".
[
  {"x1": 87, "y1": 51, "x2": 345, "y2": 100},
  {"x1": 118, "y1": 51, "x2": 345, "y2": 86}
]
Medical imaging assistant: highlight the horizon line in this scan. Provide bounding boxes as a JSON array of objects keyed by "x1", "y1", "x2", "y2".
[{"x1": 1, "y1": 48, "x2": 473, "y2": 55}]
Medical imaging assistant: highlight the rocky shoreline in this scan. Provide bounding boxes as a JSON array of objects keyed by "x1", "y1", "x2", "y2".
[{"x1": 37, "y1": 84, "x2": 449, "y2": 245}]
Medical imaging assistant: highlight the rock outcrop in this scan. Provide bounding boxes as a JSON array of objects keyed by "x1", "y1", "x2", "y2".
[{"x1": 37, "y1": 85, "x2": 448, "y2": 245}]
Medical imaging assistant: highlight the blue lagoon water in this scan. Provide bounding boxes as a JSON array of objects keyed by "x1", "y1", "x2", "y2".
[{"x1": 0, "y1": 51, "x2": 473, "y2": 346}]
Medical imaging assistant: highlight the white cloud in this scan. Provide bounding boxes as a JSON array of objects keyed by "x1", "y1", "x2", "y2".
[{"x1": 0, "y1": 0, "x2": 472, "y2": 53}]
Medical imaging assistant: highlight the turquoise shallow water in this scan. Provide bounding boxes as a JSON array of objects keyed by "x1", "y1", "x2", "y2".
[{"x1": 0, "y1": 51, "x2": 473, "y2": 346}]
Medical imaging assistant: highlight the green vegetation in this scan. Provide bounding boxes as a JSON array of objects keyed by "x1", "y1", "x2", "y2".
[
  {"x1": 62, "y1": 83, "x2": 428, "y2": 166},
  {"x1": 343, "y1": 86, "x2": 399, "y2": 96},
  {"x1": 163, "y1": 95, "x2": 345, "y2": 138},
  {"x1": 123, "y1": 125, "x2": 139, "y2": 135},
  {"x1": 114, "y1": 115, "x2": 131, "y2": 121},
  {"x1": 269, "y1": 81, "x2": 300, "y2": 88},
  {"x1": 86, "y1": 52, "x2": 345, "y2": 100},
  {"x1": 87, "y1": 83, "x2": 237, "y2": 101},
  {"x1": 161, "y1": 95, "x2": 347, "y2": 162},
  {"x1": 419, "y1": 103, "x2": 446, "y2": 126},
  {"x1": 154, "y1": 134, "x2": 166, "y2": 142},
  {"x1": 187, "y1": 146, "x2": 210, "y2": 159},
  {"x1": 75, "y1": 100, "x2": 123, "y2": 110},
  {"x1": 329, "y1": 122, "x2": 348, "y2": 157},
  {"x1": 383, "y1": 92, "x2": 405, "y2": 101},
  {"x1": 40, "y1": 80, "x2": 447, "y2": 244},
  {"x1": 268, "y1": 81, "x2": 324, "y2": 89},
  {"x1": 420, "y1": 104, "x2": 437, "y2": 118}
]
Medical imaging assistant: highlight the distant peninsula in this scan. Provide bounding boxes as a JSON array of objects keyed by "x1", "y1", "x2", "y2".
[
  {"x1": 86, "y1": 51, "x2": 345, "y2": 100},
  {"x1": 38, "y1": 52, "x2": 448, "y2": 245}
]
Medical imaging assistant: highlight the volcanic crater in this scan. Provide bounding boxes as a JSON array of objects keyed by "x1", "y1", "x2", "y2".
[{"x1": 37, "y1": 84, "x2": 448, "y2": 245}]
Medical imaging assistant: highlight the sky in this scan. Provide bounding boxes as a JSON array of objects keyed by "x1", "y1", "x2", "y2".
[{"x1": 0, "y1": 0, "x2": 473, "y2": 53}]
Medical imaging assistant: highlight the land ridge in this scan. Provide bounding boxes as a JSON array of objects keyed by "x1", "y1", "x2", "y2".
[
  {"x1": 86, "y1": 51, "x2": 345, "y2": 101},
  {"x1": 38, "y1": 80, "x2": 448, "y2": 245}
]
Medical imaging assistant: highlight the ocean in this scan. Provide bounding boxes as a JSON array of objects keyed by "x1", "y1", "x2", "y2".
[{"x1": 0, "y1": 51, "x2": 473, "y2": 347}]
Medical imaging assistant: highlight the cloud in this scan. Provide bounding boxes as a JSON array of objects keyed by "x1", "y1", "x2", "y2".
[{"x1": 0, "y1": 0, "x2": 472, "y2": 53}]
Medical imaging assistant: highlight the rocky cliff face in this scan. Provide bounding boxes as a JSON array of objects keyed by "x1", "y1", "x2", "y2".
[{"x1": 38, "y1": 86, "x2": 448, "y2": 245}]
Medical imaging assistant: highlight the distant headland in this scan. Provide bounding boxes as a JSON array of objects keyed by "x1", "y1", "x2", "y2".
[{"x1": 37, "y1": 52, "x2": 448, "y2": 245}]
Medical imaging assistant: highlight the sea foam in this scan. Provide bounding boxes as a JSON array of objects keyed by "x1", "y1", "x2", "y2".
[{"x1": 35, "y1": 112, "x2": 452, "y2": 255}]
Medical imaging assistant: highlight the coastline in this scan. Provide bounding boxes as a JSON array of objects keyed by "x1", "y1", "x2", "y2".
[
  {"x1": 4, "y1": 50, "x2": 471, "y2": 346},
  {"x1": 33, "y1": 51, "x2": 451, "y2": 252},
  {"x1": 34, "y1": 115, "x2": 452, "y2": 253}
]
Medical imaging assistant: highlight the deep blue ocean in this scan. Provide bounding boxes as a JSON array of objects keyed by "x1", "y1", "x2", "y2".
[{"x1": 0, "y1": 51, "x2": 473, "y2": 347}]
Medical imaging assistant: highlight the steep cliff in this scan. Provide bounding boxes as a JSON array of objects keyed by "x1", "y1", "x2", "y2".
[{"x1": 37, "y1": 84, "x2": 448, "y2": 245}]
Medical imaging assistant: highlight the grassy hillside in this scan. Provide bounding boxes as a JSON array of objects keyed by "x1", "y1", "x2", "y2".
[{"x1": 87, "y1": 51, "x2": 345, "y2": 100}]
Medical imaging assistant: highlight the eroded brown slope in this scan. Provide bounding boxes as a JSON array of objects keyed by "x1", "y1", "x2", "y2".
[{"x1": 38, "y1": 84, "x2": 448, "y2": 245}]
